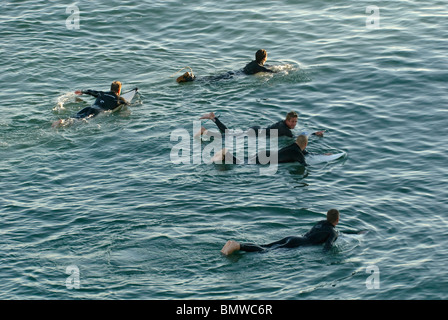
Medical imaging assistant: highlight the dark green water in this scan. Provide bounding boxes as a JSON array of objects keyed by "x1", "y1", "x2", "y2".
[{"x1": 1, "y1": 0, "x2": 447, "y2": 299}]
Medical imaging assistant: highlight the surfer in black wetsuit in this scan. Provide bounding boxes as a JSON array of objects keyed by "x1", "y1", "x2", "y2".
[
  {"x1": 242, "y1": 49, "x2": 275, "y2": 75},
  {"x1": 52, "y1": 81, "x2": 129, "y2": 127},
  {"x1": 196, "y1": 111, "x2": 324, "y2": 139},
  {"x1": 211, "y1": 134, "x2": 309, "y2": 166},
  {"x1": 175, "y1": 49, "x2": 276, "y2": 83},
  {"x1": 197, "y1": 111, "x2": 299, "y2": 138},
  {"x1": 221, "y1": 209, "x2": 340, "y2": 255},
  {"x1": 74, "y1": 81, "x2": 129, "y2": 119}
]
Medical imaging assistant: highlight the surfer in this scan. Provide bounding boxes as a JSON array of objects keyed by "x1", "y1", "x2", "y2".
[
  {"x1": 221, "y1": 209, "x2": 340, "y2": 255},
  {"x1": 52, "y1": 81, "x2": 130, "y2": 127},
  {"x1": 242, "y1": 49, "x2": 276, "y2": 75},
  {"x1": 175, "y1": 49, "x2": 276, "y2": 83},
  {"x1": 196, "y1": 111, "x2": 324, "y2": 138},
  {"x1": 198, "y1": 111, "x2": 298, "y2": 138},
  {"x1": 211, "y1": 134, "x2": 309, "y2": 166}
]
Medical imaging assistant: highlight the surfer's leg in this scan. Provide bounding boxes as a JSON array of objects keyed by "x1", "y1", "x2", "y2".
[
  {"x1": 230, "y1": 237, "x2": 303, "y2": 253},
  {"x1": 221, "y1": 236, "x2": 308, "y2": 255},
  {"x1": 238, "y1": 243, "x2": 267, "y2": 253},
  {"x1": 75, "y1": 106, "x2": 100, "y2": 119},
  {"x1": 211, "y1": 148, "x2": 240, "y2": 164},
  {"x1": 221, "y1": 240, "x2": 275, "y2": 254},
  {"x1": 243, "y1": 236, "x2": 309, "y2": 251},
  {"x1": 221, "y1": 240, "x2": 242, "y2": 255},
  {"x1": 264, "y1": 236, "x2": 309, "y2": 249},
  {"x1": 52, "y1": 118, "x2": 77, "y2": 128},
  {"x1": 52, "y1": 119, "x2": 64, "y2": 128}
]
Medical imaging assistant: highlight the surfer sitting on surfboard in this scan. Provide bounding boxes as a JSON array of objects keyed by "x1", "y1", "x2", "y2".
[
  {"x1": 175, "y1": 49, "x2": 277, "y2": 83},
  {"x1": 52, "y1": 81, "x2": 130, "y2": 127},
  {"x1": 196, "y1": 111, "x2": 324, "y2": 138},
  {"x1": 221, "y1": 209, "x2": 340, "y2": 255},
  {"x1": 211, "y1": 134, "x2": 309, "y2": 166}
]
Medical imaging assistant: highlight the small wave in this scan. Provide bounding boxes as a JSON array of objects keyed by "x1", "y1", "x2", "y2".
[{"x1": 52, "y1": 92, "x2": 80, "y2": 113}]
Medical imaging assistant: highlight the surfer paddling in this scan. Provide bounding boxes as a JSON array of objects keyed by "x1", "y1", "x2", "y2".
[
  {"x1": 196, "y1": 111, "x2": 324, "y2": 138},
  {"x1": 221, "y1": 209, "x2": 340, "y2": 255},
  {"x1": 52, "y1": 81, "x2": 130, "y2": 128},
  {"x1": 175, "y1": 49, "x2": 277, "y2": 83}
]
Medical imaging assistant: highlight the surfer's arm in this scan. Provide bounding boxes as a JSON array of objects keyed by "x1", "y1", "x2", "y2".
[
  {"x1": 212, "y1": 117, "x2": 229, "y2": 134},
  {"x1": 323, "y1": 231, "x2": 338, "y2": 251},
  {"x1": 311, "y1": 130, "x2": 325, "y2": 137},
  {"x1": 109, "y1": 97, "x2": 130, "y2": 113},
  {"x1": 295, "y1": 153, "x2": 308, "y2": 166},
  {"x1": 299, "y1": 149, "x2": 309, "y2": 166},
  {"x1": 118, "y1": 96, "x2": 130, "y2": 105},
  {"x1": 77, "y1": 89, "x2": 101, "y2": 97},
  {"x1": 261, "y1": 64, "x2": 277, "y2": 73}
]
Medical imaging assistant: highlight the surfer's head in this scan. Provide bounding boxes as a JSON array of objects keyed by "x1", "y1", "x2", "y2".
[
  {"x1": 326, "y1": 209, "x2": 340, "y2": 226},
  {"x1": 295, "y1": 134, "x2": 308, "y2": 150},
  {"x1": 256, "y1": 49, "x2": 268, "y2": 65},
  {"x1": 176, "y1": 72, "x2": 196, "y2": 83},
  {"x1": 111, "y1": 81, "x2": 122, "y2": 95},
  {"x1": 285, "y1": 111, "x2": 298, "y2": 129}
]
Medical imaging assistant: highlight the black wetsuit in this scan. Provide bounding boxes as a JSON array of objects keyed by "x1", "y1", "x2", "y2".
[
  {"x1": 223, "y1": 141, "x2": 308, "y2": 166},
  {"x1": 75, "y1": 90, "x2": 127, "y2": 119},
  {"x1": 182, "y1": 60, "x2": 274, "y2": 83},
  {"x1": 242, "y1": 60, "x2": 275, "y2": 75},
  {"x1": 272, "y1": 141, "x2": 308, "y2": 165},
  {"x1": 213, "y1": 117, "x2": 293, "y2": 138},
  {"x1": 240, "y1": 220, "x2": 338, "y2": 252},
  {"x1": 200, "y1": 71, "x2": 239, "y2": 82}
]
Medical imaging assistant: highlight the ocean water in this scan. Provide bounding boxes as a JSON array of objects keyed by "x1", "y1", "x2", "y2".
[{"x1": 1, "y1": 0, "x2": 447, "y2": 300}]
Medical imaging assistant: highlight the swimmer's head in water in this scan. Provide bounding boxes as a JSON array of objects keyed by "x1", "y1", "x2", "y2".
[
  {"x1": 111, "y1": 81, "x2": 122, "y2": 95},
  {"x1": 176, "y1": 72, "x2": 196, "y2": 83},
  {"x1": 326, "y1": 209, "x2": 340, "y2": 226},
  {"x1": 285, "y1": 111, "x2": 298, "y2": 129},
  {"x1": 295, "y1": 134, "x2": 308, "y2": 150},
  {"x1": 256, "y1": 49, "x2": 268, "y2": 65}
]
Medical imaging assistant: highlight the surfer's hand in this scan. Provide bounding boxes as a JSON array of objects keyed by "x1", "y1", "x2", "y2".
[
  {"x1": 74, "y1": 90, "x2": 82, "y2": 95},
  {"x1": 314, "y1": 130, "x2": 325, "y2": 137}
]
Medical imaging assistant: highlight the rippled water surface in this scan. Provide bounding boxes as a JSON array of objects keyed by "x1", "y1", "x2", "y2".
[{"x1": 1, "y1": 0, "x2": 447, "y2": 299}]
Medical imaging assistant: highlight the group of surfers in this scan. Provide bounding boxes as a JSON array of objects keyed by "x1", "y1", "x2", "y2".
[{"x1": 52, "y1": 49, "x2": 343, "y2": 255}]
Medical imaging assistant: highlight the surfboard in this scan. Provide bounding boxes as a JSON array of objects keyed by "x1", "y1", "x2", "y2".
[
  {"x1": 111, "y1": 88, "x2": 138, "y2": 113},
  {"x1": 120, "y1": 87, "x2": 138, "y2": 103},
  {"x1": 305, "y1": 152, "x2": 346, "y2": 165}
]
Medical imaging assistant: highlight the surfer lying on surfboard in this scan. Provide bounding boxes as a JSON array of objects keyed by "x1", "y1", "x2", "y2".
[
  {"x1": 196, "y1": 111, "x2": 325, "y2": 139},
  {"x1": 52, "y1": 81, "x2": 134, "y2": 128},
  {"x1": 175, "y1": 49, "x2": 277, "y2": 83},
  {"x1": 211, "y1": 134, "x2": 310, "y2": 166},
  {"x1": 221, "y1": 209, "x2": 340, "y2": 255}
]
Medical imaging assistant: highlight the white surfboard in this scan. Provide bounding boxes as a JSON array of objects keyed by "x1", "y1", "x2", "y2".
[
  {"x1": 305, "y1": 152, "x2": 346, "y2": 165},
  {"x1": 111, "y1": 88, "x2": 138, "y2": 113},
  {"x1": 120, "y1": 88, "x2": 138, "y2": 103}
]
